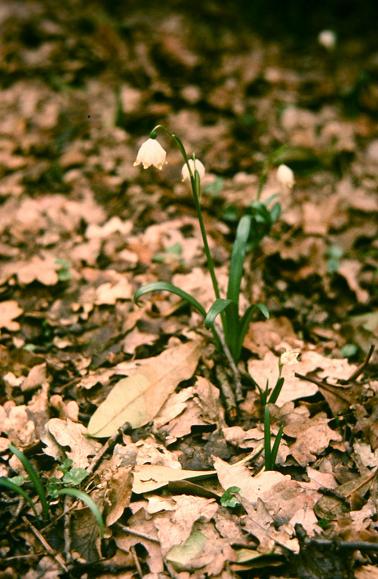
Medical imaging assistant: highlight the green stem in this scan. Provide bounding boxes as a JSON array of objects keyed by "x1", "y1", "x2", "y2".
[{"x1": 150, "y1": 125, "x2": 221, "y2": 301}]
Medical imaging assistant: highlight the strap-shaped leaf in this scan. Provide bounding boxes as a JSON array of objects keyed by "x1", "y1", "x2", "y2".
[
  {"x1": 227, "y1": 215, "x2": 252, "y2": 304},
  {"x1": 9, "y1": 444, "x2": 49, "y2": 521},
  {"x1": 0, "y1": 477, "x2": 38, "y2": 517},
  {"x1": 268, "y1": 376, "x2": 285, "y2": 404},
  {"x1": 270, "y1": 424, "x2": 284, "y2": 468},
  {"x1": 55, "y1": 488, "x2": 105, "y2": 536},
  {"x1": 255, "y1": 303, "x2": 269, "y2": 319},
  {"x1": 204, "y1": 299, "x2": 233, "y2": 330},
  {"x1": 236, "y1": 303, "x2": 270, "y2": 361},
  {"x1": 134, "y1": 282, "x2": 206, "y2": 317}
]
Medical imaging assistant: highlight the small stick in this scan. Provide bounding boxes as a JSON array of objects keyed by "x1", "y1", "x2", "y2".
[
  {"x1": 295, "y1": 523, "x2": 378, "y2": 551},
  {"x1": 63, "y1": 495, "x2": 72, "y2": 563},
  {"x1": 86, "y1": 428, "x2": 121, "y2": 476},
  {"x1": 116, "y1": 523, "x2": 160, "y2": 543},
  {"x1": 341, "y1": 344, "x2": 375, "y2": 384},
  {"x1": 130, "y1": 545, "x2": 143, "y2": 578},
  {"x1": 294, "y1": 372, "x2": 352, "y2": 403},
  {"x1": 213, "y1": 324, "x2": 244, "y2": 402},
  {"x1": 214, "y1": 364, "x2": 238, "y2": 422},
  {"x1": 22, "y1": 516, "x2": 68, "y2": 572}
]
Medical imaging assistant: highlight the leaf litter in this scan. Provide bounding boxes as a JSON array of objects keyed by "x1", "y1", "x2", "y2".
[{"x1": 0, "y1": 2, "x2": 377, "y2": 578}]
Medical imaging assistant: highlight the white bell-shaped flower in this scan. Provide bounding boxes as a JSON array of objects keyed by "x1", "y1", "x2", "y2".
[
  {"x1": 181, "y1": 158, "x2": 206, "y2": 182},
  {"x1": 318, "y1": 30, "x2": 337, "y2": 51},
  {"x1": 280, "y1": 349, "x2": 300, "y2": 365},
  {"x1": 276, "y1": 164, "x2": 295, "y2": 189},
  {"x1": 133, "y1": 138, "x2": 167, "y2": 170}
]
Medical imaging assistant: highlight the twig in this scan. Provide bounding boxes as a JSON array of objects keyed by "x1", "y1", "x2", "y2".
[
  {"x1": 295, "y1": 523, "x2": 378, "y2": 551},
  {"x1": 22, "y1": 516, "x2": 68, "y2": 572},
  {"x1": 341, "y1": 344, "x2": 375, "y2": 384},
  {"x1": 116, "y1": 523, "x2": 160, "y2": 543},
  {"x1": 214, "y1": 363, "x2": 238, "y2": 422},
  {"x1": 130, "y1": 545, "x2": 143, "y2": 578},
  {"x1": 86, "y1": 428, "x2": 121, "y2": 476},
  {"x1": 294, "y1": 372, "x2": 352, "y2": 403},
  {"x1": 213, "y1": 324, "x2": 244, "y2": 402},
  {"x1": 63, "y1": 495, "x2": 72, "y2": 563}
]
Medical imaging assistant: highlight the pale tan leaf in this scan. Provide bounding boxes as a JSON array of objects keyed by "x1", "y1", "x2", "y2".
[
  {"x1": 88, "y1": 340, "x2": 203, "y2": 437},
  {"x1": 43, "y1": 418, "x2": 101, "y2": 468},
  {"x1": 132, "y1": 464, "x2": 215, "y2": 494},
  {"x1": 0, "y1": 300, "x2": 23, "y2": 331}
]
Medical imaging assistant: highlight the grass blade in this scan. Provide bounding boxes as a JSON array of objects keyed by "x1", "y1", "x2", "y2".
[
  {"x1": 55, "y1": 488, "x2": 105, "y2": 537},
  {"x1": 9, "y1": 444, "x2": 49, "y2": 521},
  {"x1": 270, "y1": 425, "x2": 284, "y2": 469},
  {"x1": 264, "y1": 406, "x2": 272, "y2": 471},
  {"x1": 226, "y1": 215, "x2": 251, "y2": 305},
  {"x1": 134, "y1": 281, "x2": 206, "y2": 317},
  {"x1": 0, "y1": 477, "x2": 39, "y2": 517},
  {"x1": 268, "y1": 377, "x2": 285, "y2": 404},
  {"x1": 204, "y1": 299, "x2": 232, "y2": 330}
]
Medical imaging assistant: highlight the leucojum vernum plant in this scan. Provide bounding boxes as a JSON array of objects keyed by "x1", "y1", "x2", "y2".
[{"x1": 134, "y1": 125, "x2": 293, "y2": 366}]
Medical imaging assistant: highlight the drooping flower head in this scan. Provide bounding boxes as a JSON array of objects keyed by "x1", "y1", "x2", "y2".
[
  {"x1": 318, "y1": 30, "x2": 337, "y2": 51},
  {"x1": 181, "y1": 158, "x2": 206, "y2": 183},
  {"x1": 133, "y1": 137, "x2": 167, "y2": 170},
  {"x1": 276, "y1": 164, "x2": 295, "y2": 190}
]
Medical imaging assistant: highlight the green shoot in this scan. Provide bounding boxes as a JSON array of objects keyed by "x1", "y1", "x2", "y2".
[
  {"x1": 0, "y1": 477, "x2": 39, "y2": 517},
  {"x1": 263, "y1": 407, "x2": 284, "y2": 471},
  {"x1": 9, "y1": 444, "x2": 49, "y2": 521},
  {"x1": 54, "y1": 488, "x2": 105, "y2": 537}
]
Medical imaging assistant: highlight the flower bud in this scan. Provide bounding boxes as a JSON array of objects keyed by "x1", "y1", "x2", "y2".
[
  {"x1": 133, "y1": 138, "x2": 167, "y2": 170},
  {"x1": 280, "y1": 350, "x2": 300, "y2": 365},
  {"x1": 318, "y1": 30, "x2": 337, "y2": 51},
  {"x1": 276, "y1": 164, "x2": 295, "y2": 189},
  {"x1": 181, "y1": 159, "x2": 206, "y2": 183}
]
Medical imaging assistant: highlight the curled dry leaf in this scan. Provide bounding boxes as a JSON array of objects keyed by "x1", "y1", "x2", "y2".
[{"x1": 88, "y1": 339, "x2": 203, "y2": 437}]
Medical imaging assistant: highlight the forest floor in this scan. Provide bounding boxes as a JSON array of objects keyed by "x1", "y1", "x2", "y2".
[{"x1": 0, "y1": 1, "x2": 377, "y2": 577}]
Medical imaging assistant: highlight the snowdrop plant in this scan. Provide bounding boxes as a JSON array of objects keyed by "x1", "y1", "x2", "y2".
[{"x1": 134, "y1": 126, "x2": 271, "y2": 363}]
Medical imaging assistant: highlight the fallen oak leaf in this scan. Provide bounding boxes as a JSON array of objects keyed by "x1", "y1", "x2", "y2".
[
  {"x1": 0, "y1": 300, "x2": 23, "y2": 331},
  {"x1": 88, "y1": 339, "x2": 203, "y2": 437},
  {"x1": 132, "y1": 464, "x2": 215, "y2": 494}
]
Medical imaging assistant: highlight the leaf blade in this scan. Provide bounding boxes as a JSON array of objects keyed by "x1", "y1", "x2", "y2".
[{"x1": 88, "y1": 340, "x2": 203, "y2": 437}]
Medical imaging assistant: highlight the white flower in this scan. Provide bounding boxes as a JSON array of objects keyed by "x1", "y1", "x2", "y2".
[
  {"x1": 133, "y1": 138, "x2": 167, "y2": 170},
  {"x1": 181, "y1": 158, "x2": 206, "y2": 182},
  {"x1": 276, "y1": 164, "x2": 295, "y2": 189},
  {"x1": 280, "y1": 350, "x2": 300, "y2": 365},
  {"x1": 318, "y1": 30, "x2": 337, "y2": 51}
]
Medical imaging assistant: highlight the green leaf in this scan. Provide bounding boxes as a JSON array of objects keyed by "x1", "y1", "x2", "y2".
[
  {"x1": 205, "y1": 299, "x2": 233, "y2": 330},
  {"x1": 236, "y1": 303, "x2": 269, "y2": 362},
  {"x1": 9, "y1": 444, "x2": 49, "y2": 521},
  {"x1": 220, "y1": 486, "x2": 241, "y2": 508},
  {"x1": 134, "y1": 281, "x2": 206, "y2": 317},
  {"x1": 255, "y1": 303, "x2": 269, "y2": 319},
  {"x1": 227, "y1": 215, "x2": 251, "y2": 305},
  {"x1": 268, "y1": 377, "x2": 285, "y2": 404},
  {"x1": 0, "y1": 477, "x2": 39, "y2": 517},
  {"x1": 270, "y1": 425, "x2": 284, "y2": 469},
  {"x1": 62, "y1": 467, "x2": 88, "y2": 487},
  {"x1": 341, "y1": 343, "x2": 358, "y2": 358},
  {"x1": 55, "y1": 488, "x2": 105, "y2": 537},
  {"x1": 264, "y1": 406, "x2": 272, "y2": 471}
]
